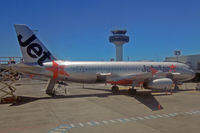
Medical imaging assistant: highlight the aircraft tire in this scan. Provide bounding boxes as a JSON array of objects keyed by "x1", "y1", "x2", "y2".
[
  {"x1": 112, "y1": 85, "x2": 119, "y2": 94},
  {"x1": 128, "y1": 88, "x2": 137, "y2": 95}
]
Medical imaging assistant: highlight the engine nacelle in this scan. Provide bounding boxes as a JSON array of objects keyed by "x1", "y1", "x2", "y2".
[{"x1": 145, "y1": 78, "x2": 173, "y2": 90}]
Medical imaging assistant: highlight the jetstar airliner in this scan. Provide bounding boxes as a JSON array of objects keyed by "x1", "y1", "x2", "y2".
[{"x1": 11, "y1": 24, "x2": 195, "y2": 95}]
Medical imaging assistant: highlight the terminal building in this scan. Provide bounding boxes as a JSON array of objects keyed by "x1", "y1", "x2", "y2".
[{"x1": 164, "y1": 53, "x2": 200, "y2": 82}]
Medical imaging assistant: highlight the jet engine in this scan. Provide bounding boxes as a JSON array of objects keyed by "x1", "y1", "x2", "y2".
[{"x1": 144, "y1": 78, "x2": 173, "y2": 90}]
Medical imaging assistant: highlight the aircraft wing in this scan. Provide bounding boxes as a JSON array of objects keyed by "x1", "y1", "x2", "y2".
[
  {"x1": 154, "y1": 71, "x2": 181, "y2": 78},
  {"x1": 108, "y1": 71, "x2": 181, "y2": 85},
  {"x1": 108, "y1": 72, "x2": 153, "y2": 83}
]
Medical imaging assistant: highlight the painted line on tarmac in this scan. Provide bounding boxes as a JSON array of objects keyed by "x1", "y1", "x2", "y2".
[{"x1": 48, "y1": 110, "x2": 200, "y2": 133}]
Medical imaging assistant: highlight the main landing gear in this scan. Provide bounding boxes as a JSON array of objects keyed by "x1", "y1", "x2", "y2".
[
  {"x1": 111, "y1": 85, "x2": 119, "y2": 94},
  {"x1": 128, "y1": 84, "x2": 137, "y2": 95},
  {"x1": 111, "y1": 84, "x2": 137, "y2": 95},
  {"x1": 128, "y1": 88, "x2": 137, "y2": 95},
  {"x1": 173, "y1": 81, "x2": 180, "y2": 92},
  {"x1": 174, "y1": 84, "x2": 179, "y2": 91}
]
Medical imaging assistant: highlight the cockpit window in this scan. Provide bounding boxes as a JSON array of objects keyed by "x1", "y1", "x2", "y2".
[{"x1": 183, "y1": 64, "x2": 192, "y2": 70}]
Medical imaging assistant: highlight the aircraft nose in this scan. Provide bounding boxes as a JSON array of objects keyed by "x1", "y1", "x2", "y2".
[{"x1": 189, "y1": 69, "x2": 195, "y2": 80}]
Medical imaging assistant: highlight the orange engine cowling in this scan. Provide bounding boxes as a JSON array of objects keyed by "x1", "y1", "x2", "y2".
[{"x1": 145, "y1": 78, "x2": 173, "y2": 90}]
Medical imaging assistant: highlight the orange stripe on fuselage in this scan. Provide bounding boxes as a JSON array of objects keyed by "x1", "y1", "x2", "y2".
[{"x1": 107, "y1": 80, "x2": 133, "y2": 85}]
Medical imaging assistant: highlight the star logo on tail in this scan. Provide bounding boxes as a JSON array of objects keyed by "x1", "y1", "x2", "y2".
[
  {"x1": 46, "y1": 61, "x2": 69, "y2": 79},
  {"x1": 169, "y1": 64, "x2": 176, "y2": 72}
]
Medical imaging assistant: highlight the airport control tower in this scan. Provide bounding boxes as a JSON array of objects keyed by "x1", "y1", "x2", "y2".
[{"x1": 109, "y1": 30, "x2": 129, "y2": 61}]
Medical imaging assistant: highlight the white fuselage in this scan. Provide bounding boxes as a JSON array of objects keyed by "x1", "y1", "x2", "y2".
[
  {"x1": 40, "y1": 61, "x2": 194, "y2": 84},
  {"x1": 12, "y1": 24, "x2": 195, "y2": 87}
]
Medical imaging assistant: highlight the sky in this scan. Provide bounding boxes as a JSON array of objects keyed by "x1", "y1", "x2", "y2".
[{"x1": 0, "y1": 0, "x2": 200, "y2": 61}]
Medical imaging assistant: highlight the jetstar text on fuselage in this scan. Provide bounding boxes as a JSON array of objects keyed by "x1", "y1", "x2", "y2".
[{"x1": 142, "y1": 65, "x2": 173, "y2": 73}]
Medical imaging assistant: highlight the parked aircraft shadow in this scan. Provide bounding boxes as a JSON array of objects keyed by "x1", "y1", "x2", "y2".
[
  {"x1": 81, "y1": 87, "x2": 111, "y2": 92},
  {"x1": 81, "y1": 87, "x2": 165, "y2": 110},
  {"x1": 132, "y1": 94, "x2": 163, "y2": 111},
  {"x1": 10, "y1": 88, "x2": 163, "y2": 111},
  {"x1": 10, "y1": 93, "x2": 113, "y2": 106},
  {"x1": 118, "y1": 90, "x2": 163, "y2": 111}
]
